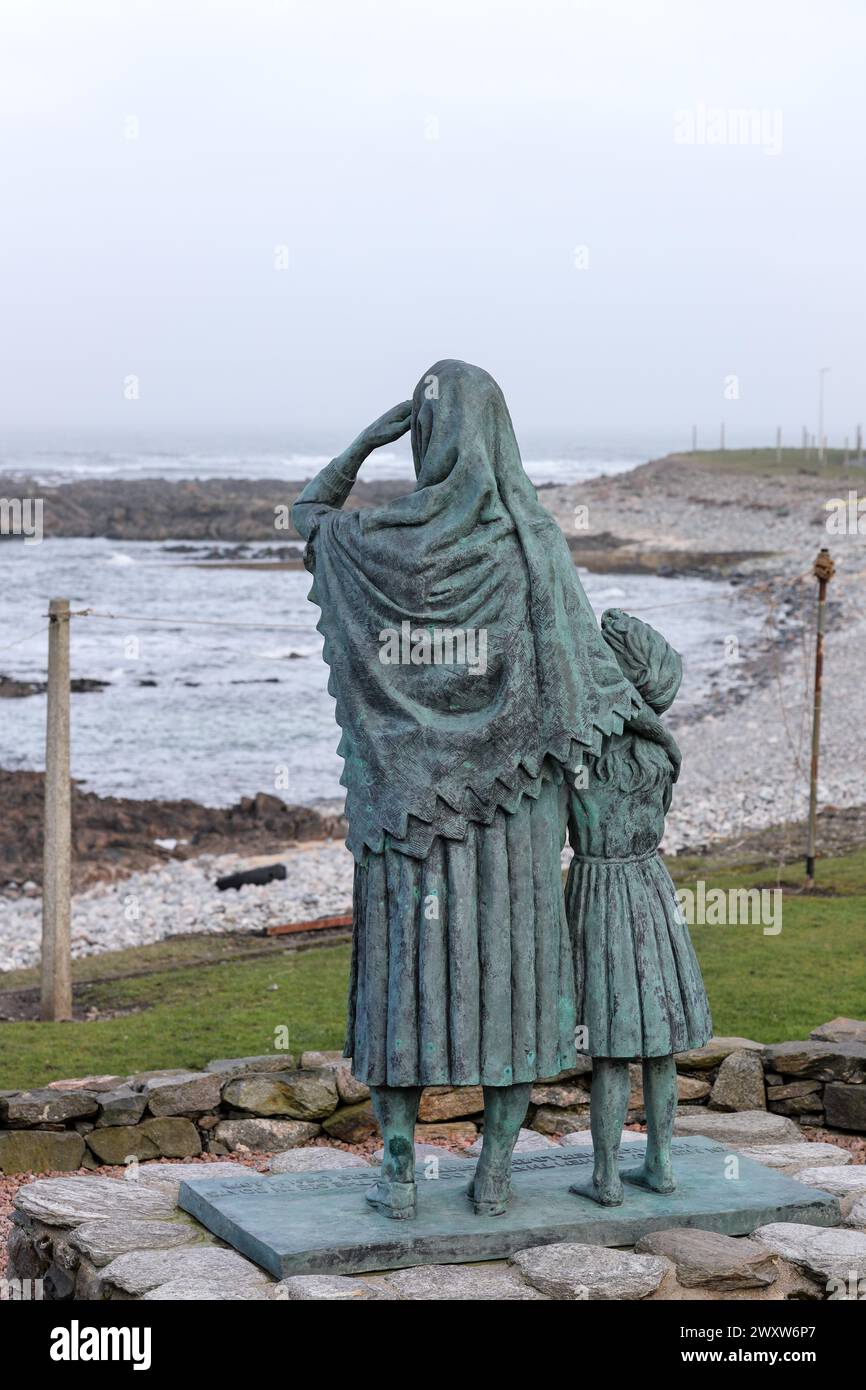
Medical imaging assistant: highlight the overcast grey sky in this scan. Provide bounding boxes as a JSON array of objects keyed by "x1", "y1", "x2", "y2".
[{"x1": 1, "y1": 0, "x2": 863, "y2": 449}]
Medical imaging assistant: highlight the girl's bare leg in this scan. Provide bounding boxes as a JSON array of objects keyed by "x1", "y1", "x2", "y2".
[
  {"x1": 569, "y1": 1057, "x2": 630, "y2": 1205},
  {"x1": 626, "y1": 1055, "x2": 677, "y2": 1193}
]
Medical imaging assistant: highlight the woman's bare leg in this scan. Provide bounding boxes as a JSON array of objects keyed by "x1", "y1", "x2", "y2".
[
  {"x1": 367, "y1": 1085, "x2": 422, "y2": 1218},
  {"x1": 471, "y1": 1083, "x2": 532, "y2": 1215}
]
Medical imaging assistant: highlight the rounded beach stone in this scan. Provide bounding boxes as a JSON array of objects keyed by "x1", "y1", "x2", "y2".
[
  {"x1": 381, "y1": 1263, "x2": 548, "y2": 1300},
  {"x1": 674, "y1": 1037, "x2": 762, "y2": 1070},
  {"x1": 751, "y1": 1222, "x2": 866, "y2": 1282},
  {"x1": 510, "y1": 1242, "x2": 672, "y2": 1300},
  {"x1": 69, "y1": 1219, "x2": 205, "y2": 1267},
  {"x1": 142, "y1": 1070, "x2": 223, "y2": 1116},
  {"x1": 98, "y1": 1246, "x2": 271, "y2": 1298},
  {"x1": 733, "y1": 1141, "x2": 852, "y2": 1174},
  {"x1": 214, "y1": 1118, "x2": 321, "y2": 1152},
  {"x1": 205, "y1": 1054, "x2": 296, "y2": 1079},
  {"x1": 468, "y1": 1127, "x2": 556, "y2": 1155},
  {"x1": 143, "y1": 1277, "x2": 273, "y2": 1300},
  {"x1": 0, "y1": 1088, "x2": 99, "y2": 1126},
  {"x1": 14, "y1": 1176, "x2": 176, "y2": 1227},
  {"x1": 845, "y1": 1197, "x2": 866, "y2": 1230},
  {"x1": 418, "y1": 1085, "x2": 484, "y2": 1121},
  {"x1": 531, "y1": 1106, "x2": 591, "y2": 1135},
  {"x1": 132, "y1": 1161, "x2": 250, "y2": 1197},
  {"x1": 0, "y1": 1130, "x2": 86, "y2": 1176},
  {"x1": 634, "y1": 1228, "x2": 777, "y2": 1290},
  {"x1": 267, "y1": 1146, "x2": 371, "y2": 1173},
  {"x1": 709, "y1": 1049, "x2": 767, "y2": 1112},
  {"x1": 762, "y1": 1040, "x2": 866, "y2": 1083},
  {"x1": 274, "y1": 1274, "x2": 397, "y2": 1300},
  {"x1": 792, "y1": 1167, "x2": 866, "y2": 1199},
  {"x1": 221, "y1": 1070, "x2": 338, "y2": 1121},
  {"x1": 673, "y1": 1110, "x2": 800, "y2": 1144},
  {"x1": 558, "y1": 1129, "x2": 645, "y2": 1147}
]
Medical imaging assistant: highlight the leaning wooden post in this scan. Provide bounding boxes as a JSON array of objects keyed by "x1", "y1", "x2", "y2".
[
  {"x1": 42, "y1": 598, "x2": 72, "y2": 1020},
  {"x1": 805, "y1": 550, "x2": 834, "y2": 888}
]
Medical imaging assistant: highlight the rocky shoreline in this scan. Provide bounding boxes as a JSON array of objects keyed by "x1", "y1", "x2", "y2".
[
  {"x1": 3, "y1": 450, "x2": 865, "y2": 964},
  {"x1": 0, "y1": 769, "x2": 346, "y2": 895},
  {"x1": 0, "y1": 473, "x2": 408, "y2": 543}
]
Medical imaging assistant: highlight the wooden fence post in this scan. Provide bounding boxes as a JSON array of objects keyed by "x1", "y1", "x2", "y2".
[{"x1": 42, "y1": 598, "x2": 72, "y2": 1021}]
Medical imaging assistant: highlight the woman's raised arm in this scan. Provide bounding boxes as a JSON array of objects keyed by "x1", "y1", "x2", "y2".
[{"x1": 291, "y1": 401, "x2": 411, "y2": 540}]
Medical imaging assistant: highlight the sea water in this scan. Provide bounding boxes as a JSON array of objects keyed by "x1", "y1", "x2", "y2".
[{"x1": 0, "y1": 535, "x2": 765, "y2": 808}]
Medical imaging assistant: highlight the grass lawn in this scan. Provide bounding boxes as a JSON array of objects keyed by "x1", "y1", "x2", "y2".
[
  {"x1": 1, "y1": 940, "x2": 351, "y2": 1092},
  {"x1": 671, "y1": 446, "x2": 862, "y2": 479},
  {"x1": 1, "y1": 849, "x2": 865, "y2": 1091},
  {"x1": 670, "y1": 848, "x2": 866, "y2": 1043}
]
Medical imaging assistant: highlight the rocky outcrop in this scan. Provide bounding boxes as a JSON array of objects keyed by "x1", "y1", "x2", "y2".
[
  {"x1": 0, "y1": 769, "x2": 346, "y2": 891},
  {"x1": 0, "y1": 474, "x2": 409, "y2": 543}
]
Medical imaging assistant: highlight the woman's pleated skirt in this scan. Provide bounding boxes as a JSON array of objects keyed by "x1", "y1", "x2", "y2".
[
  {"x1": 346, "y1": 779, "x2": 578, "y2": 1088},
  {"x1": 565, "y1": 850, "x2": 712, "y2": 1059}
]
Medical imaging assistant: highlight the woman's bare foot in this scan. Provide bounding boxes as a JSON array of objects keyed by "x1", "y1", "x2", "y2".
[
  {"x1": 468, "y1": 1166, "x2": 511, "y2": 1216},
  {"x1": 365, "y1": 1177, "x2": 417, "y2": 1219}
]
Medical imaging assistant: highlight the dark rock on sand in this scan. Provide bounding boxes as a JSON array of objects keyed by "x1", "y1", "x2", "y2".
[{"x1": 0, "y1": 770, "x2": 346, "y2": 892}]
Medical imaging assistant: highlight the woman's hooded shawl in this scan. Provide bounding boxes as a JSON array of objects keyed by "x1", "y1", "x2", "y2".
[{"x1": 302, "y1": 360, "x2": 641, "y2": 860}]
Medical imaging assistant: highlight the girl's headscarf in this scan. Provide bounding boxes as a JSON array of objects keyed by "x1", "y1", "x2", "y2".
[
  {"x1": 600, "y1": 608, "x2": 683, "y2": 714},
  {"x1": 303, "y1": 359, "x2": 641, "y2": 859}
]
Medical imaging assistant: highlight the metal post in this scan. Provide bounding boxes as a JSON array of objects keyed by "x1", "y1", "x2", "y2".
[
  {"x1": 776, "y1": 426, "x2": 782, "y2": 464},
  {"x1": 691, "y1": 424, "x2": 697, "y2": 453},
  {"x1": 805, "y1": 551, "x2": 834, "y2": 887},
  {"x1": 720, "y1": 422, "x2": 725, "y2": 451},
  {"x1": 42, "y1": 598, "x2": 72, "y2": 1020}
]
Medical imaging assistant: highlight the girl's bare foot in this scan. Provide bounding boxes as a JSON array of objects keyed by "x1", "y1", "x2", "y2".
[
  {"x1": 624, "y1": 1158, "x2": 676, "y2": 1194},
  {"x1": 569, "y1": 1169, "x2": 624, "y2": 1206}
]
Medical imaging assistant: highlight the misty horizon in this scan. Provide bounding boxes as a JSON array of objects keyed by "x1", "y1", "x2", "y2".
[{"x1": 1, "y1": 0, "x2": 864, "y2": 446}]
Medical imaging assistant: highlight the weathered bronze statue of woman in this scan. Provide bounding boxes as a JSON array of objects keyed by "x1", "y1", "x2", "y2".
[{"x1": 293, "y1": 360, "x2": 646, "y2": 1219}]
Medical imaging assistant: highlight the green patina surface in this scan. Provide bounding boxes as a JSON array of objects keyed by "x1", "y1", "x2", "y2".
[{"x1": 177, "y1": 1137, "x2": 840, "y2": 1278}]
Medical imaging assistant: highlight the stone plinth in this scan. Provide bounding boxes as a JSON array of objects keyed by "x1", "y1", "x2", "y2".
[{"x1": 178, "y1": 1136, "x2": 841, "y2": 1280}]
